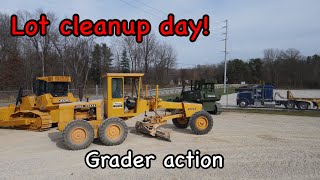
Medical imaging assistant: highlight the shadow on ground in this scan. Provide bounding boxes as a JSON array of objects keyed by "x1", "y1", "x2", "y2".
[
  {"x1": 47, "y1": 123, "x2": 192, "y2": 149},
  {"x1": 48, "y1": 131, "x2": 116, "y2": 148},
  {"x1": 129, "y1": 124, "x2": 192, "y2": 142},
  {"x1": 162, "y1": 124, "x2": 193, "y2": 134},
  {"x1": 129, "y1": 126, "x2": 162, "y2": 140},
  {"x1": 48, "y1": 132, "x2": 69, "y2": 150}
]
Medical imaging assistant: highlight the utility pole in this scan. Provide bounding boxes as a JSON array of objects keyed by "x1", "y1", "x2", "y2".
[{"x1": 222, "y1": 19, "x2": 228, "y2": 94}]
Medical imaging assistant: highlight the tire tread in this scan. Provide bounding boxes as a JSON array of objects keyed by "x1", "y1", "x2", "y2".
[
  {"x1": 189, "y1": 110, "x2": 213, "y2": 135},
  {"x1": 98, "y1": 117, "x2": 128, "y2": 146},
  {"x1": 62, "y1": 120, "x2": 94, "y2": 150}
]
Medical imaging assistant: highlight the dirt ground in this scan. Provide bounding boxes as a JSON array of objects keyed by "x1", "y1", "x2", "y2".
[{"x1": 0, "y1": 112, "x2": 320, "y2": 180}]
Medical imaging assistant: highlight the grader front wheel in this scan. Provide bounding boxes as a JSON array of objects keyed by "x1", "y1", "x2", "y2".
[
  {"x1": 63, "y1": 120, "x2": 94, "y2": 150},
  {"x1": 189, "y1": 110, "x2": 213, "y2": 135},
  {"x1": 98, "y1": 118, "x2": 128, "y2": 146}
]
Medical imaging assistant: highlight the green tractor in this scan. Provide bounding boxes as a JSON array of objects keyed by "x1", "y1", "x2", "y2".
[{"x1": 170, "y1": 80, "x2": 222, "y2": 115}]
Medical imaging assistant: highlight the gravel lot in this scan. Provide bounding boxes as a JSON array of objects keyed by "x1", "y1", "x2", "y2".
[{"x1": 0, "y1": 112, "x2": 320, "y2": 179}]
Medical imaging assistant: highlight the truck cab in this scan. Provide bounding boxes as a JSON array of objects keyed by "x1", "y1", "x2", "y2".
[{"x1": 236, "y1": 85, "x2": 274, "y2": 108}]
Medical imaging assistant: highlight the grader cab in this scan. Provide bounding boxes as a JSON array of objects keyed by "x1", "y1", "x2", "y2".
[
  {"x1": 0, "y1": 76, "x2": 78, "y2": 131},
  {"x1": 59, "y1": 73, "x2": 214, "y2": 150}
]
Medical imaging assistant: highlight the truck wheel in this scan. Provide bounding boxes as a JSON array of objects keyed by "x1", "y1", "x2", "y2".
[
  {"x1": 63, "y1": 120, "x2": 94, "y2": 150},
  {"x1": 298, "y1": 101, "x2": 309, "y2": 110},
  {"x1": 172, "y1": 118, "x2": 189, "y2": 129},
  {"x1": 239, "y1": 99, "x2": 249, "y2": 108},
  {"x1": 98, "y1": 118, "x2": 128, "y2": 146},
  {"x1": 189, "y1": 110, "x2": 213, "y2": 135},
  {"x1": 284, "y1": 102, "x2": 288, "y2": 108},
  {"x1": 286, "y1": 101, "x2": 295, "y2": 109}
]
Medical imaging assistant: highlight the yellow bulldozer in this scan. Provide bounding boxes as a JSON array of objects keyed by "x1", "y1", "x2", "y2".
[
  {"x1": 0, "y1": 76, "x2": 78, "y2": 131},
  {"x1": 57, "y1": 73, "x2": 213, "y2": 150}
]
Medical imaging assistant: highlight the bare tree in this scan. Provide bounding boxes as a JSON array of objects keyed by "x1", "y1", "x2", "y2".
[
  {"x1": 139, "y1": 32, "x2": 157, "y2": 74},
  {"x1": 152, "y1": 42, "x2": 177, "y2": 84},
  {"x1": 63, "y1": 37, "x2": 95, "y2": 88},
  {"x1": 0, "y1": 13, "x2": 23, "y2": 89},
  {"x1": 119, "y1": 36, "x2": 141, "y2": 72},
  {"x1": 263, "y1": 48, "x2": 280, "y2": 86},
  {"x1": 18, "y1": 10, "x2": 58, "y2": 76}
]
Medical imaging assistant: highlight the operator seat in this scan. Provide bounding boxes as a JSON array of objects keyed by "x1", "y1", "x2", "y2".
[{"x1": 125, "y1": 97, "x2": 136, "y2": 110}]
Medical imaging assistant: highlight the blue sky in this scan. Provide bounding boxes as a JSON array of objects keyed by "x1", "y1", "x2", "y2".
[{"x1": 1, "y1": 0, "x2": 320, "y2": 68}]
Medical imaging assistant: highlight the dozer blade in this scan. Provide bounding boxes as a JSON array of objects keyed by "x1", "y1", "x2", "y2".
[{"x1": 135, "y1": 121, "x2": 171, "y2": 142}]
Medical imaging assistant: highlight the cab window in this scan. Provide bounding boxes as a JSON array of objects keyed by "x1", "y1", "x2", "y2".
[
  {"x1": 47, "y1": 82, "x2": 68, "y2": 97},
  {"x1": 112, "y1": 78, "x2": 123, "y2": 98},
  {"x1": 103, "y1": 78, "x2": 108, "y2": 99},
  {"x1": 33, "y1": 80, "x2": 46, "y2": 96}
]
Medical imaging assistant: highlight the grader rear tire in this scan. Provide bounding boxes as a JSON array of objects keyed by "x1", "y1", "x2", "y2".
[
  {"x1": 172, "y1": 118, "x2": 189, "y2": 129},
  {"x1": 98, "y1": 118, "x2": 128, "y2": 146},
  {"x1": 63, "y1": 120, "x2": 94, "y2": 150},
  {"x1": 189, "y1": 110, "x2": 213, "y2": 135}
]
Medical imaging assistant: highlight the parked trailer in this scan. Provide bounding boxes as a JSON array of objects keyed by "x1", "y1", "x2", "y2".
[
  {"x1": 236, "y1": 85, "x2": 319, "y2": 110},
  {"x1": 285, "y1": 91, "x2": 320, "y2": 110}
]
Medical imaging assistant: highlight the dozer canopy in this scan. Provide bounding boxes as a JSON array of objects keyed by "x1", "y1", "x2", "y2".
[
  {"x1": 37, "y1": 76, "x2": 71, "y2": 83},
  {"x1": 191, "y1": 79, "x2": 216, "y2": 91},
  {"x1": 34, "y1": 76, "x2": 71, "y2": 97}
]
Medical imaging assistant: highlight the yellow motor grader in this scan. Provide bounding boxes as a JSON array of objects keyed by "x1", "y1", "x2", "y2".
[
  {"x1": 0, "y1": 76, "x2": 78, "y2": 131},
  {"x1": 58, "y1": 73, "x2": 213, "y2": 150}
]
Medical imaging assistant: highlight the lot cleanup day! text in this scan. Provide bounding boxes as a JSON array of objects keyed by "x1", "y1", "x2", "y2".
[{"x1": 10, "y1": 14, "x2": 210, "y2": 43}]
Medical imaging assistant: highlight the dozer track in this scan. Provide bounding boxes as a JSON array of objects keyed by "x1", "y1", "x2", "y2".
[
  {"x1": 32, "y1": 111, "x2": 52, "y2": 131},
  {"x1": 0, "y1": 110, "x2": 52, "y2": 131}
]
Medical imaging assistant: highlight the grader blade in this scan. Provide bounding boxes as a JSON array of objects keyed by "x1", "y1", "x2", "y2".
[
  {"x1": 135, "y1": 121, "x2": 171, "y2": 141},
  {"x1": 155, "y1": 128, "x2": 171, "y2": 142}
]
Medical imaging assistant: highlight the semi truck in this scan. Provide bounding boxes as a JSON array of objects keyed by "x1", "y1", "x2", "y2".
[{"x1": 236, "y1": 85, "x2": 320, "y2": 110}]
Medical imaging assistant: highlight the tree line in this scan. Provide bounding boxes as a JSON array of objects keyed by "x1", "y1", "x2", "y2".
[
  {"x1": 180, "y1": 49, "x2": 320, "y2": 88},
  {"x1": 1, "y1": 10, "x2": 319, "y2": 90},
  {"x1": 0, "y1": 10, "x2": 177, "y2": 90}
]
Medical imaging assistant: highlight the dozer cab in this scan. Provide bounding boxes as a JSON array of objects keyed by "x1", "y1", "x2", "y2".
[
  {"x1": 58, "y1": 73, "x2": 214, "y2": 150},
  {"x1": 169, "y1": 79, "x2": 222, "y2": 115},
  {"x1": 0, "y1": 76, "x2": 78, "y2": 131}
]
